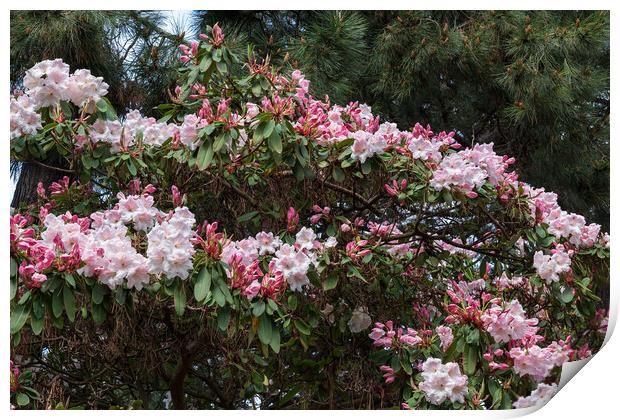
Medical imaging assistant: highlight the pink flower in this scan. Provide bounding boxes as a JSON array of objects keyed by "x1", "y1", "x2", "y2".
[{"x1": 286, "y1": 207, "x2": 299, "y2": 233}]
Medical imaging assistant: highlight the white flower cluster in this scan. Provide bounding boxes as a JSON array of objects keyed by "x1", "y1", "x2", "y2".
[
  {"x1": 147, "y1": 207, "x2": 196, "y2": 280},
  {"x1": 10, "y1": 95, "x2": 42, "y2": 140},
  {"x1": 419, "y1": 358, "x2": 469, "y2": 405},
  {"x1": 512, "y1": 383, "x2": 558, "y2": 409},
  {"x1": 22, "y1": 59, "x2": 108, "y2": 111}
]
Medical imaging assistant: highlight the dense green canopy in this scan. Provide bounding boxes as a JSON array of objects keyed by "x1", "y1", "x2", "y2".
[{"x1": 11, "y1": 10, "x2": 609, "y2": 230}]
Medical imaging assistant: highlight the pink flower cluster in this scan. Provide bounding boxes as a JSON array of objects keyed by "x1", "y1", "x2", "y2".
[
  {"x1": 10, "y1": 94, "x2": 41, "y2": 140},
  {"x1": 512, "y1": 382, "x2": 557, "y2": 409},
  {"x1": 418, "y1": 358, "x2": 468, "y2": 406},
  {"x1": 480, "y1": 299, "x2": 539, "y2": 343},
  {"x1": 406, "y1": 125, "x2": 458, "y2": 162},
  {"x1": 509, "y1": 341, "x2": 569, "y2": 381},
  {"x1": 221, "y1": 226, "x2": 337, "y2": 296},
  {"x1": 89, "y1": 110, "x2": 180, "y2": 152},
  {"x1": 435, "y1": 325, "x2": 454, "y2": 351},
  {"x1": 22, "y1": 59, "x2": 108, "y2": 112},
  {"x1": 369, "y1": 320, "x2": 423, "y2": 348},
  {"x1": 532, "y1": 243, "x2": 573, "y2": 283},
  {"x1": 146, "y1": 207, "x2": 196, "y2": 281},
  {"x1": 525, "y1": 185, "x2": 603, "y2": 249},
  {"x1": 12, "y1": 192, "x2": 197, "y2": 291},
  {"x1": 430, "y1": 143, "x2": 515, "y2": 196}
]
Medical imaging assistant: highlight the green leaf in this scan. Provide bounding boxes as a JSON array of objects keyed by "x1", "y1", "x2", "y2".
[
  {"x1": 216, "y1": 60, "x2": 227, "y2": 74},
  {"x1": 559, "y1": 287, "x2": 575, "y2": 304},
  {"x1": 16, "y1": 392, "x2": 30, "y2": 406},
  {"x1": 261, "y1": 120, "x2": 276, "y2": 139},
  {"x1": 199, "y1": 56, "x2": 212, "y2": 72},
  {"x1": 323, "y1": 273, "x2": 339, "y2": 291},
  {"x1": 213, "y1": 132, "x2": 228, "y2": 153},
  {"x1": 401, "y1": 356, "x2": 413, "y2": 375},
  {"x1": 194, "y1": 267, "x2": 212, "y2": 302},
  {"x1": 10, "y1": 276, "x2": 17, "y2": 301},
  {"x1": 293, "y1": 319, "x2": 311, "y2": 336},
  {"x1": 196, "y1": 142, "x2": 214, "y2": 170},
  {"x1": 63, "y1": 287, "x2": 76, "y2": 322},
  {"x1": 269, "y1": 328, "x2": 281, "y2": 353},
  {"x1": 18, "y1": 290, "x2": 31, "y2": 305},
  {"x1": 10, "y1": 258, "x2": 18, "y2": 300},
  {"x1": 258, "y1": 315, "x2": 273, "y2": 345},
  {"x1": 535, "y1": 225, "x2": 546, "y2": 238},
  {"x1": 361, "y1": 160, "x2": 372, "y2": 175},
  {"x1": 96, "y1": 99, "x2": 108, "y2": 113},
  {"x1": 92, "y1": 284, "x2": 106, "y2": 305},
  {"x1": 92, "y1": 303, "x2": 107, "y2": 326},
  {"x1": 252, "y1": 301, "x2": 266, "y2": 317},
  {"x1": 213, "y1": 286, "x2": 226, "y2": 307},
  {"x1": 238, "y1": 211, "x2": 259, "y2": 223},
  {"x1": 174, "y1": 282, "x2": 187, "y2": 316},
  {"x1": 52, "y1": 287, "x2": 64, "y2": 318},
  {"x1": 10, "y1": 304, "x2": 30, "y2": 334},
  {"x1": 267, "y1": 128, "x2": 282, "y2": 154},
  {"x1": 127, "y1": 159, "x2": 137, "y2": 176},
  {"x1": 463, "y1": 344, "x2": 478, "y2": 375},
  {"x1": 217, "y1": 308, "x2": 231, "y2": 331},
  {"x1": 30, "y1": 313, "x2": 44, "y2": 335},
  {"x1": 287, "y1": 295, "x2": 298, "y2": 311},
  {"x1": 188, "y1": 66, "x2": 200, "y2": 85},
  {"x1": 64, "y1": 273, "x2": 76, "y2": 287},
  {"x1": 11, "y1": 257, "x2": 17, "y2": 277},
  {"x1": 332, "y1": 166, "x2": 345, "y2": 182}
]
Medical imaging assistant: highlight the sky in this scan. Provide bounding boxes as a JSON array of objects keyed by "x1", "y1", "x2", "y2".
[{"x1": 164, "y1": 10, "x2": 193, "y2": 35}]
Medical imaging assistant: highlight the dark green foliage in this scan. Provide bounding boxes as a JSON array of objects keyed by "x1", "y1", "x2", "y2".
[{"x1": 191, "y1": 10, "x2": 609, "y2": 230}]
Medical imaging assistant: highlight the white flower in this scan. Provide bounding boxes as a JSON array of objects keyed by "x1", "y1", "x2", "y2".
[
  {"x1": 419, "y1": 358, "x2": 469, "y2": 406},
  {"x1": 348, "y1": 307, "x2": 372, "y2": 333}
]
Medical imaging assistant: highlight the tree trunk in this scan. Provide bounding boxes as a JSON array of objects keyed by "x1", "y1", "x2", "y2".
[{"x1": 11, "y1": 160, "x2": 71, "y2": 209}]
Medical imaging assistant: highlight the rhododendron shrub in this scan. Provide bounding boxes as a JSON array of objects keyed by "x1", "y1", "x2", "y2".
[{"x1": 10, "y1": 25, "x2": 609, "y2": 410}]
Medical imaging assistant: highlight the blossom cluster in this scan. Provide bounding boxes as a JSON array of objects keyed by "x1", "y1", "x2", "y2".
[
  {"x1": 11, "y1": 190, "x2": 196, "y2": 291},
  {"x1": 481, "y1": 299, "x2": 539, "y2": 343},
  {"x1": 532, "y1": 243, "x2": 573, "y2": 283},
  {"x1": 220, "y1": 226, "x2": 337, "y2": 298},
  {"x1": 512, "y1": 383, "x2": 558, "y2": 409},
  {"x1": 509, "y1": 341, "x2": 570, "y2": 382},
  {"x1": 22, "y1": 59, "x2": 108, "y2": 111},
  {"x1": 10, "y1": 94, "x2": 42, "y2": 140},
  {"x1": 525, "y1": 184, "x2": 602, "y2": 249},
  {"x1": 369, "y1": 320, "x2": 424, "y2": 348},
  {"x1": 88, "y1": 110, "x2": 180, "y2": 152},
  {"x1": 418, "y1": 358, "x2": 469, "y2": 406}
]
